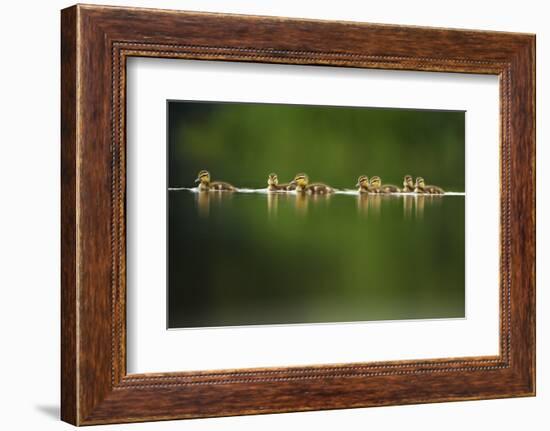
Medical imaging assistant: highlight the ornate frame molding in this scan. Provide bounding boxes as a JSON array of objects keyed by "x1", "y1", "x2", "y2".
[{"x1": 61, "y1": 5, "x2": 535, "y2": 425}]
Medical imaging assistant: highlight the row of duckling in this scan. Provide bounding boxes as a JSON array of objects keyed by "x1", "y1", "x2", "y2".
[
  {"x1": 358, "y1": 175, "x2": 444, "y2": 194},
  {"x1": 194, "y1": 170, "x2": 444, "y2": 195}
]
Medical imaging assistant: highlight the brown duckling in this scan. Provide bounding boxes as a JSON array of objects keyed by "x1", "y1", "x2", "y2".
[
  {"x1": 195, "y1": 170, "x2": 236, "y2": 192},
  {"x1": 402, "y1": 175, "x2": 415, "y2": 192},
  {"x1": 369, "y1": 176, "x2": 400, "y2": 194},
  {"x1": 414, "y1": 177, "x2": 444, "y2": 194},
  {"x1": 356, "y1": 175, "x2": 370, "y2": 193},
  {"x1": 290, "y1": 173, "x2": 334, "y2": 194},
  {"x1": 267, "y1": 173, "x2": 295, "y2": 192}
]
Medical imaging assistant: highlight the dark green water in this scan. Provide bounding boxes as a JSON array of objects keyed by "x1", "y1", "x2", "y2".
[{"x1": 168, "y1": 191, "x2": 465, "y2": 328}]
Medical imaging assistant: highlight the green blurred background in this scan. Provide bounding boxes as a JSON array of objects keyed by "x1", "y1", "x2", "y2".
[
  {"x1": 168, "y1": 101, "x2": 465, "y2": 190},
  {"x1": 168, "y1": 101, "x2": 465, "y2": 328}
]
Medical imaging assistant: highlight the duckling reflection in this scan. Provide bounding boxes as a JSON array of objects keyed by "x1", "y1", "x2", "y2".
[
  {"x1": 310, "y1": 193, "x2": 332, "y2": 205},
  {"x1": 293, "y1": 191, "x2": 331, "y2": 215},
  {"x1": 195, "y1": 170, "x2": 236, "y2": 192},
  {"x1": 357, "y1": 193, "x2": 369, "y2": 215},
  {"x1": 425, "y1": 193, "x2": 443, "y2": 208},
  {"x1": 267, "y1": 192, "x2": 279, "y2": 217},
  {"x1": 403, "y1": 194, "x2": 413, "y2": 219},
  {"x1": 267, "y1": 173, "x2": 295, "y2": 192},
  {"x1": 414, "y1": 194, "x2": 425, "y2": 219},
  {"x1": 196, "y1": 191, "x2": 210, "y2": 217},
  {"x1": 290, "y1": 173, "x2": 334, "y2": 194},
  {"x1": 195, "y1": 188, "x2": 233, "y2": 217},
  {"x1": 294, "y1": 192, "x2": 309, "y2": 215},
  {"x1": 356, "y1": 193, "x2": 381, "y2": 217}
]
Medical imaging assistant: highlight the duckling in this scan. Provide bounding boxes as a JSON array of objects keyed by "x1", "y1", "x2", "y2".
[
  {"x1": 290, "y1": 173, "x2": 334, "y2": 194},
  {"x1": 414, "y1": 177, "x2": 444, "y2": 194},
  {"x1": 414, "y1": 177, "x2": 424, "y2": 193},
  {"x1": 402, "y1": 175, "x2": 415, "y2": 192},
  {"x1": 369, "y1": 176, "x2": 400, "y2": 194},
  {"x1": 267, "y1": 173, "x2": 295, "y2": 192},
  {"x1": 194, "y1": 170, "x2": 236, "y2": 192},
  {"x1": 355, "y1": 175, "x2": 370, "y2": 193}
]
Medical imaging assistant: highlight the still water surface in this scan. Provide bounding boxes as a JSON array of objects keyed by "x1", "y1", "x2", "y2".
[{"x1": 168, "y1": 190, "x2": 465, "y2": 329}]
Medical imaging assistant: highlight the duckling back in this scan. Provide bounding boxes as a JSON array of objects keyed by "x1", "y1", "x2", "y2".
[
  {"x1": 306, "y1": 183, "x2": 334, "y2": 194},
  {"x1": 210, "y1": 181, "x2": 236, "y2": 191},
  {"x1": 281, "y1": 183, "x2": 296, "y2": 191},
  {"x1": 380, "y1": 184, "x2": 400, "y2": 194},
  {"x1": 424, "y1": 185, "x2": 445, "y2": 194}
]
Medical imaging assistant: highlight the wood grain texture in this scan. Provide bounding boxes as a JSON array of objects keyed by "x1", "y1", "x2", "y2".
[
  {"x1": 60, "y1": 4, "x2": 535, "y2": 425},
  {"x1": 60, "y1": 5, "x2": 78, "y2": 425}
]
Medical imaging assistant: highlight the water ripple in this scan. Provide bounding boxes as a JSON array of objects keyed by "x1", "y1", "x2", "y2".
[{"x1": 168, "y1": 186, "x2": 465, "y2": 196}]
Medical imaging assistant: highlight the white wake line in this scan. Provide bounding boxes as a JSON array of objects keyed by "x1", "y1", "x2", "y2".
[{"x1": 168, "y1": 187, "x2": 465, "y2": 196}]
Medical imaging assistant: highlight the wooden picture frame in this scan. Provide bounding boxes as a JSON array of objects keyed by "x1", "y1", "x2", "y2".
[{"x1": 61, "y1": 4, "x2": 535, "y2": 425}]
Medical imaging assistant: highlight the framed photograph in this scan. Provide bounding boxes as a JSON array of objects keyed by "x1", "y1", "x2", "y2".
[{"x1": 61, "y1": 4, "x2": 535, "y2": 425}]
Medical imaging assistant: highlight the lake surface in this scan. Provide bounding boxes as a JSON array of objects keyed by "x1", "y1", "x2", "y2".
[{"x1": 168, "y1": 190, "x2": 465, "y2": 329}]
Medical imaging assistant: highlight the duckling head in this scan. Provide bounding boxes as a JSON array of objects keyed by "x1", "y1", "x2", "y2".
[
  {"x1": 195, "y1": 170, "x2": 210, "y2": 185},
  {"x1": 267, "y1": 173, "x2": 278, "y2": 187},
  {"x1": 370, "y1": 176, "x2": 382, "y2": 188},
  {"x1": 404, "y1": 175, "x2": 414, "y2": 188},
  {"x1": 290, "y1": 173, "x2": 309, "y2": 189},
  {"x1": 356, "y1": 175, "x2": 369, "y2": 188},
  {"x1": 415, "y1": 177, "x2": 426, "y2": 188}
]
